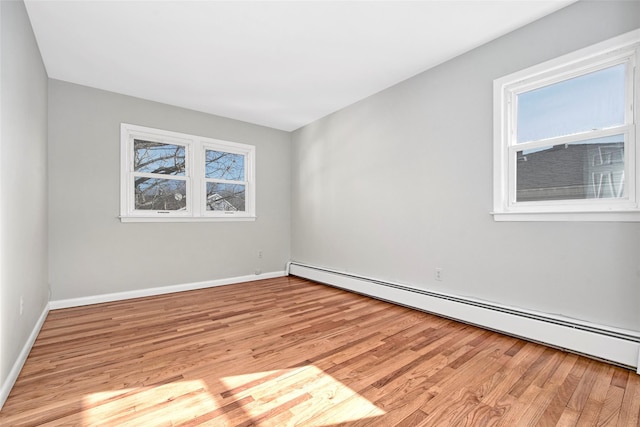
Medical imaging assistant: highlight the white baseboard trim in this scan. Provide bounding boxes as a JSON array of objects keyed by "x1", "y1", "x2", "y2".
[
  {"x1": 50, "y1": 271, "x2": 286, "y2": 310},
  {"x1": 0, "y1": 303, "x2": 50, "y2": 410},
  {"x1": 289, "y1": 262, "x2": 640, "y2": 371}
]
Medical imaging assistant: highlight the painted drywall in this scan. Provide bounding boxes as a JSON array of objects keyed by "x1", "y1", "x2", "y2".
[
  {"x1": 291, "y1": 1, "x2": 640, "y2": 332},
  {"x1": 0, "y1": 0, "x2": 49, "y2": 391},
  {"x1": 48, "y1": 80, "x2": 291, "y2": 300}
]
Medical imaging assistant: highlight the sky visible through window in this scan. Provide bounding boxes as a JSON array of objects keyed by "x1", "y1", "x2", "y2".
[
  {"x1": 517, "y1": 63, "x2": 626, "y2": 144},
  {"x1": 134, "y1": 140, "x2": 186, "y2": 175}
]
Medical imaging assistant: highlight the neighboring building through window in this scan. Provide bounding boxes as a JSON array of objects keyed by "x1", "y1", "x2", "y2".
[
  {"x1": 120, "y1": 124, "x2": 255, "y2": 222},
  {"x1": 493, "y1": 30, "x2": 639, "y2": 221}
]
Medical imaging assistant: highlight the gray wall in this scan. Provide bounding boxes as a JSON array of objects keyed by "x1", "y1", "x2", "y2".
[
  {"x1": 291, "y1": 1, "x2": 640, "y2": 332},
  {"x1": 48, "y1": 80, "x2": 291, "y2": 300},
  {"x1": 0, "y1": 0, "x2": 49, "y2": 387}
]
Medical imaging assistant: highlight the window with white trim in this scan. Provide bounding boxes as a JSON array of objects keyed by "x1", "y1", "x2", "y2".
[
  {"x1": 493, "y1": 30, "x2": 639, "y2": 221},
  {"x1": 120, "y1": 123, "x2": 255, "y2": 222}
]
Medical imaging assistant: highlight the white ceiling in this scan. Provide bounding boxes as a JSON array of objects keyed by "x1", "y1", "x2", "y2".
[{"x1": 25, "y1": 1, "x2": 575, "y2": 131}]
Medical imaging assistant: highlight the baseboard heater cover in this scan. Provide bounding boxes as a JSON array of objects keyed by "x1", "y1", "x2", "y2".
[{"x1": 288, "y1": 262, "x2": 640, "y2": 371}]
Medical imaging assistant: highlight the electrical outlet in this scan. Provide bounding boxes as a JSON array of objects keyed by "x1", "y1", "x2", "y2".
[
  {"x1": 435, "y1": 268, "x2": 443, "y2": 281},
  {"x1": 258, "y1": 250, "x2": 263, "y2": 259},
  {"x1": 20, "y1": 296, "x2": 24, "y2": 316}
]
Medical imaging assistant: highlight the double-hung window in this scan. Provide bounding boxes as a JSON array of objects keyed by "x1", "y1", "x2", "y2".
[
  {"x1": 120, "y1": 123, "x2": 255, "y2": 222},
  {"x1": 493, "y1": 30, "x2": 639, "y2": 221}
]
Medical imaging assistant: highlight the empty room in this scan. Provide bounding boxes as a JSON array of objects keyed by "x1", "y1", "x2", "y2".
[{"x1": 1, "y1": 0, "x2": 640, "y2": 425}]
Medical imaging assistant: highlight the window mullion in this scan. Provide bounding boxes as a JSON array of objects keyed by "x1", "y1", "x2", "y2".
[
  {"x1": 188, "y1": 142, "x2": 199, "y2": 217},
  {"x1": 205, "y1": 178, "x2": 247, "y2": 186},
  {"x1": 513, "y1": 125, "x2": 631, "y2": 152},
  {"x1": 132, "y1": 172, "x2": 188, "y2": 181}
]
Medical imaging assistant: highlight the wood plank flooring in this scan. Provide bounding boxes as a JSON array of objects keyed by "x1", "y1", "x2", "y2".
[{"x1": 1, "y1": 276, "x2": 639, "y2": 426}]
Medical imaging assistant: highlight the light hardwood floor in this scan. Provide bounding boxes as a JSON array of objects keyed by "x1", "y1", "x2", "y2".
[{"x1": 1, "y1": 276, "x2": 639, "y2": 426}]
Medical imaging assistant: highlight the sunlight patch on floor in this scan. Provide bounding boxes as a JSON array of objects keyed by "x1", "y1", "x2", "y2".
[
  {"x1": 218, "y1": 368, "x2": 283, "y2": 389},
  {"x1": 81, "y1": 365, "x2": 385, "y2": 425},
  {"x1": 83, "y1": 387, "x2": 136, "y2": 405},
  {"x1": 82, "y1": 380, "x2": 218, "y2": 426},
  {"x1": 220, "y1": 365, "x2": 386, "y2": 425}
]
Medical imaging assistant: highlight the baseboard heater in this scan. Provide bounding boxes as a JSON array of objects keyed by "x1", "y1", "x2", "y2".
[{"x1": 288, "y1": 262, "x2": 640, "y2": 372}]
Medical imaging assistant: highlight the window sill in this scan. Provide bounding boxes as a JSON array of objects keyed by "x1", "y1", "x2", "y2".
[
  {"x1": 491, "y1": 210, "x2": 640, "y2": 222},
  {"x1": 119, "y1": 216, "x2": 257, "y2": 223}
]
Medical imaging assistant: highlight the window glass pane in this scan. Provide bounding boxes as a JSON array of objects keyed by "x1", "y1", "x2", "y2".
[
  {"x1": 134, "y1": 140, "x2": 186, "y2": 176},
  {"x1": 206, "y1": 182, "x2": 245, "y2": 211},
  {"x1": 205, "y1": 150, "x2": 245, "y2": 181},
  {"x1": 134, "y1": 177, "x2": 187, "y2": 210},
  {"x1": 517, "y1": 64, "x2": 625, "y2": 143},
  {"x1": 516, "y1": 135, "x2": 624, "y2": 202}
]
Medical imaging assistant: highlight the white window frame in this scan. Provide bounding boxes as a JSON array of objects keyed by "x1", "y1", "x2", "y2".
[
  {"x1": 120, "y1": 123, "x2": 256, "y2": 222},
  {"x1": 493, "y1": 30, "x2": 640, "y2": 222}
]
